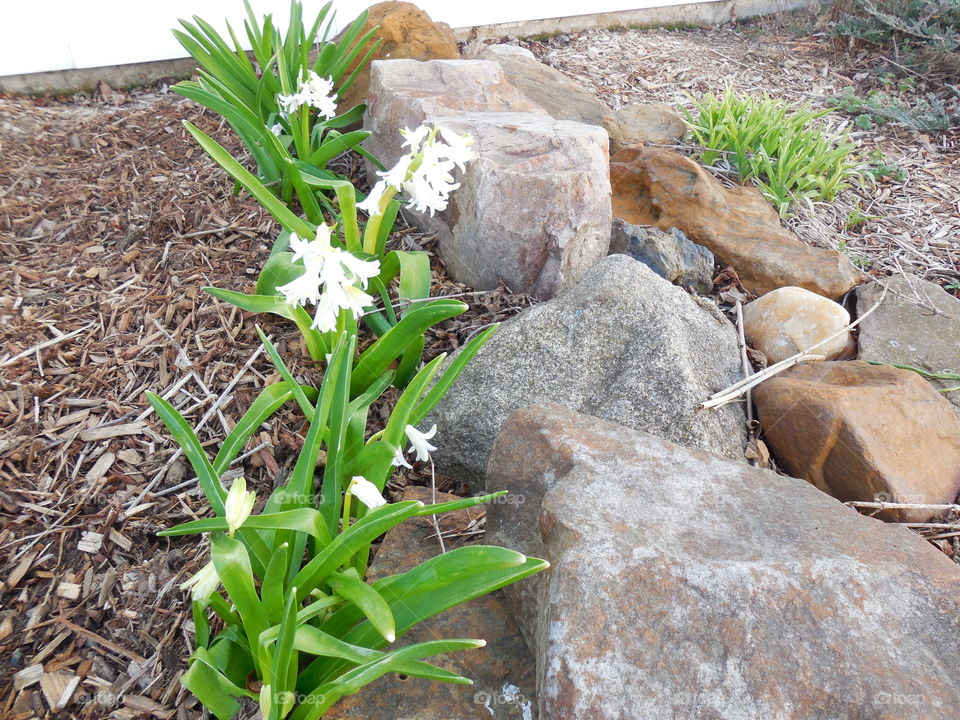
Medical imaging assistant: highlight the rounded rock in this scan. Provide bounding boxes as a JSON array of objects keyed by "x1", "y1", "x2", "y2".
[{"x1": 743, "y1": 286, "x2": 854, "y2": 363}]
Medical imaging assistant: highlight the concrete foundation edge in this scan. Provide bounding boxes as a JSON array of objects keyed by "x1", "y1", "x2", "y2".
[{"x1": 1, "y1": 0, "x2": 816, "y2": 95}]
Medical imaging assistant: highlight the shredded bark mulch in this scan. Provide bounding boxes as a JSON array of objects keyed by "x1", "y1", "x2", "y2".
[
  {"x1": 2, "y1": 17, "x2": 959, "y2": 719},
  {"x1": 0, "y1": 91, "x2": 529, "y2": 718}
]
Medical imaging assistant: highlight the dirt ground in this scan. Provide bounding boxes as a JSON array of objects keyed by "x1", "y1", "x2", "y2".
[{"x1": 1, "y1": 16, "x2": 958, "y2": 720}]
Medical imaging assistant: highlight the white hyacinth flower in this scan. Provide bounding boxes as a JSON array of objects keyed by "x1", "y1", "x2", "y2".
[
  {"x1": 438, "y1": 126, "x2": 474, "y2": 172},
  {"x1": 311, "y1": 291, "x2": 341, "y2": 333},
  {"x1": 362, "y1": 125, "x2": 473, "y2": 218},
  {"x1": 275, "y1": 70, "x2": 337, "y2": 118},
  {"x1": 277, "y1": 224, "x2": 380, "y2": 331},
  {"x1": 379, "y1": 154, "x2": 413, "y2": 190},
  {"x1": 404, "y1": 424, "x2": 438, "y2": 463},
  {"x1": 181, "y1": 561, "x2": 220, "y2": 603},
  {"x1": 391, "y1": 446, "x2": 413, "y2": 469},
  {"x1": 400, "y1": 125, "x2": 430, "y2": 154},
  {"x1": 224, "y1": 477, "x2": 256, "y2": 536},
  {"x1": 269, "y1": 122, "x2": 284, "y2": 137},
  {"x1": 347, "y1": 476, "x2": 387, "y2": 509},
  {"x1": 276, "y1": 269, "x2": 322, "y2": 307},
  {"x1": 357, "y1": 182, "x2": 387, "y2": 217}
]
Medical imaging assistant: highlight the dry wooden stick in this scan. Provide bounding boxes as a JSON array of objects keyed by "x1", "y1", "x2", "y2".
[
  {"x1": 701, "y1": 285, "x2": 888, "y2": 410},
  {"x1": 847, "y1": 500, "x2": 960, "y2": 513},
  {"x1": 734, "y1": 300, "x2": 754, "y2": 427},
  {"x1": 0, "y1": 322, "x2": 93, "y2": 367}
]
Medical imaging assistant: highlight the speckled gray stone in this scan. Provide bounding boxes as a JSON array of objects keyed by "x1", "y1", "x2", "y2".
[
  {"x1": 426, "y1": 254, "x2": 746, "y2": 491},
  {"x1": 487, "y1": 403, "x2": 960, "y2": 720},
  {"x1": 857, "y1": 274, "x2": 960, "y2": 417},
  {"x1": 609, "y1": 219, "x2": 714, "y2": 294}
]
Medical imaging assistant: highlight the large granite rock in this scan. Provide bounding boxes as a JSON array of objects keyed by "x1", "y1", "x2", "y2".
[
  {"x1": 743, "y1": 286, "x2": 855, "y2": 363},
  {"x1": 487, "y1": 403, "x2": 960, "y2": 720},
  {"x1": 754, "y1": 361, "x2": 960, "y2": 521},
  {"x1": 427, "y1": 254, "x2": 746, "y2": 490},
  {"x1": 609, "y1": 219, "x2": 714, "y2": 294},
  {"x1": 335, "y1": 2, "x2": 460, "y2": 115},
  {"x1": 364, "y1": 60, "x2": 609, "y2": 298},
  {"x1": 328, "y1": 487, "x2": 536, "y2": 720},
  {"x1": 857, "y1": 273, "x2": 960, "y2": 416},
  {"x1": 419, "y1": 112, "x2": 610, "y2": 299},
  {"x1": 479, "y1": 44, "x2": 612, "y2": 128},
  {"x1": 610, "y1": 146, "x2": 861, "y2": 298}
]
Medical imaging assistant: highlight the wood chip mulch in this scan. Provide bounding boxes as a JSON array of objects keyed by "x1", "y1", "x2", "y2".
[
  {"x1": 0, "y1": 90, "x2": 529, "y2": 718},
  {"x1": 3, "y1": 17, "x2": 960, "y2": 719}
]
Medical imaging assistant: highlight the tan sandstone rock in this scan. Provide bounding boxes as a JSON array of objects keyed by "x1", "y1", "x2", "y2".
[
  {"x1": 753, "y1": 361, "x2": 960, "y2": 521},
  {"x1": 335, "y1": 1, "x2": 460, "y2": 114},
  {"x1": 610, "y1": 146, "x2": 861, "y2": 298},
  {"x1": 363, "y1": 58, "x2": 546, "y2": 167},
  {"x1": 602, "y1": 103, "x2": 688, "y2": 153},
  {"x1": 743, "y1": 286, "x2": 856, "y2": 363},
  {"x1": 327, "y1": 486, "x2": 535, "y2": 720},
  {"x1": 364, "y1": 60, "x2": 608, "y2": 299}
]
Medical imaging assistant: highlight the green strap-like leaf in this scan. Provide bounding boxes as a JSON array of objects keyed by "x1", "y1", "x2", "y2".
[
  {"x1": 182, "y1": 121, "x2": 314, "y2": 239},
  {"x1": 326, "y1": 569, "x2": 395, "y2": 643},
  {"x1": 159, "y1": 508, "x2": 331, "y2": 545},
  {"x1": 212, "y1": 381, "x2": 318, "y2": 475},
  {"x1": 205, "y1": 287, "x2": 327, "y2": 362},
  {"x1": 292, "y1": 639, "x2": 484, "y2": 720},
  {"x1": 292, "y1": 501, "x2": 422, "y2": 600},
  {"x1": 351, "y1": 300, "x2": 467, "y2": 395},
  {"x1": 211, "y1": 533, "x2": 267, "y2": 667},
  {"x1": 411, "y1": 324, "x2": 497, "y2": 424},
  {"x1": 146, "y1": 392, "x2": 226, "y2": 515}
]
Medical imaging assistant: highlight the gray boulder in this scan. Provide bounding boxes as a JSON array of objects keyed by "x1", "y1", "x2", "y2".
[
  {"x1": 487, "y1": 403, "x2": 960, "y2": 720},
  {"x1": 609, "y1": 219, "x2": 714, "y2": 293},
  {"x1": 427, "y1": 254, "x2": 746, "y2": 490},
  {"x1": 415, "y1": 111, "x2": 611, "y2": 299},
  {"x1": 604, "y1": 102, "x2": 688, "y2": 154},
  {"x1": 857, "y1": 273, "x2": 960, "y2": 416},
  {"x1": 479, "y1": 44, "x2": 612, "y2": 128},
  {"x1": 363, "y1": 59, "x2": 611, "y2": 298}
]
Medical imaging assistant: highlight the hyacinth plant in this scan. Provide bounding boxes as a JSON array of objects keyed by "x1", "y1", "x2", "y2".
[
  {"x1": 185, "y1": 120, "x2": 472, "y2": 386},
  {"x1": 149, "y1": 116, "x2": 546, "y2": 719},
  {"x1": 173, "y1": 0, "x2": 382, "y2": 204}
]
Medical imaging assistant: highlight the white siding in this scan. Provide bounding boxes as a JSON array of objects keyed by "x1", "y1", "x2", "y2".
[{"x1": 2, "y1": 0, "x2": 708, "y2": 76}]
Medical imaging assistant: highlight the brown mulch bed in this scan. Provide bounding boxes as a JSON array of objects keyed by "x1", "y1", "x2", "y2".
[
  {"x1": 2, "y1": 16, "x2": 959, "y2": 720},
  {"x1": 0, "y1": 91, "x2": 529, "y2": 718}
]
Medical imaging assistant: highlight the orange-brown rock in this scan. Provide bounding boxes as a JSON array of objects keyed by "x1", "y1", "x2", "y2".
[
  {"x1": 327, "y1": 486, "x2": 535, "y2": 720},
  {"x1": 335, "y1": 1, "x2": 459, "y2": 114},
  {"x1": 754, "y1": 361, "x2": 960, "y2": 521},
  {"x1": 610, "y1": 147, "x2": 861, "y2": 298}
]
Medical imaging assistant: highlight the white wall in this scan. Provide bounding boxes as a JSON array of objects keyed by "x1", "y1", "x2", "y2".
[{"x1": 2, "y1": 0, "x2": 710, "y2": 77}]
